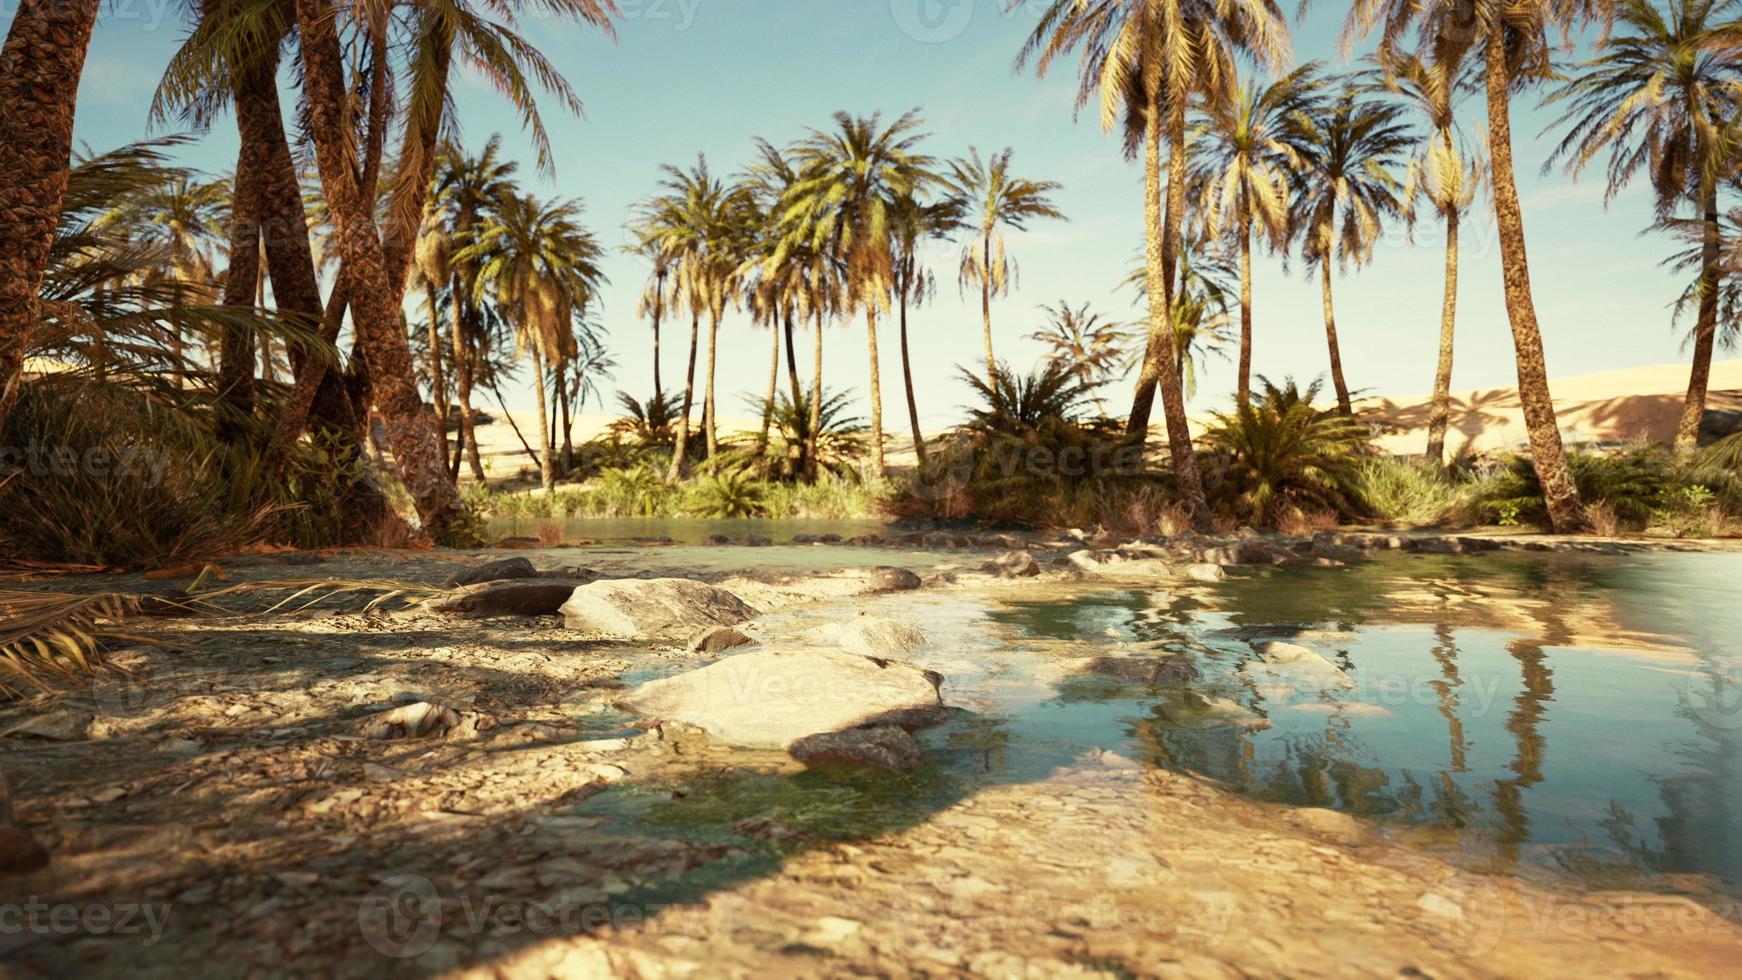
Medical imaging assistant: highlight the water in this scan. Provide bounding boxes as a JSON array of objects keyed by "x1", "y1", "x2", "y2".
[
  {"x1": 581, "y1": 539, "x2": 1742, "y2": 897},
  {"x1": 986, "y1": 551, "x2": 1742, "y2": 890}
]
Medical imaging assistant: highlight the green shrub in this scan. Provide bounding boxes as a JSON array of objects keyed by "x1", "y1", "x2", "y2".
[
  {"x1": 1351, "y1": 457, "x2": 1481, "y2": 526},
  {"x1": 1200, "y1": 378, "x2": 1370, "y2": 527}
]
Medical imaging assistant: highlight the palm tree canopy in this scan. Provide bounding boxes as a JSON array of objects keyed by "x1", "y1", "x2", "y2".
[
  {"x1": 1369, "y1": 50, "x2": 1487, "y2": 224},
  {"x1": 1189, "y1": 61, "x2": 1325, "y2": 246},
  {"x1": 1543, "y1": 0, "x2": 1742, "y2": 215},
  {"x1": 455, "y1": 192, "x2": 607, "y2": 367},
  {"x1": 1286, "y1": 81, "x2": 1416, "y2": 272},
  {"x1": 943, "y1": 146, "x2": 1066, "y2": 298}
]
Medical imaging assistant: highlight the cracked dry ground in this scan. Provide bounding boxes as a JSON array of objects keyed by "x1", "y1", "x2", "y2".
[{"x1": 1, "y1": 550, "x2": 1739, "y2": 978}]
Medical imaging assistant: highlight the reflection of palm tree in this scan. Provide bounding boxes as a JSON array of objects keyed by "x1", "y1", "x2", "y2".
[
  {"x1": 1492, "y1": 638, "x2": 1554, "y2": 864},
  {"x1": 1428, "y1": 623, "x2": 1471, "y2": 773}
]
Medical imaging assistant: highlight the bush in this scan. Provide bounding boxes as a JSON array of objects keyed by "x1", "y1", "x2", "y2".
[
  {"x1": 1200, "y1": 378, "x2": 1370, "y2": 527},
  {"x1": 1467, "y1": 442, "x2": 1740, "y2": 535},
  {"x1": 1351, "y1": 457, "x2": 1479, "y2": 527}
]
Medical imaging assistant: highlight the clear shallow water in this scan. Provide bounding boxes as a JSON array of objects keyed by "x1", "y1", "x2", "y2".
[{"x1": 588, "y1": 545, "x2": 1742, "y2": 898}]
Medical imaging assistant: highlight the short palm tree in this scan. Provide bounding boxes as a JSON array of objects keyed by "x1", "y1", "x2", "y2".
[
  {"x1": 781, "y1": 109, "x2": 938, "y2": 476},
  {"x1": 1017, "y1": 0, "x2": 1290, "y2": 528},
  {"x1": 1343, "y1": 0, "x2": 1602, "y2": 533},
  {"x1": 1376, "y1": 49, "x2": 1486, "y2": 464},
  {"x1": 1029, "y1": 300, "x2": 1127, "y2": 416},
  {"x1": 457, "y1": 192, "x2": 606, "y2": 492},
  {"x1": 1545, "y1": 0, "x2": 1742, "y2": 452},
  {"x1": 890, "y1": 190, "x2": 962, "y2": 464},
  {"x1": 1286, "y1": 81, "x2": 1415, "y2": 415},
  {"x1": 1191, "y1": 62, "x2": 1324, "y2": 408},
  {"x1": 942, "y1": 146, "x2": 1066, "y2": 381},
  {"x1": 1204, "y1": 376, "x2": 1369, "y2": 526}
]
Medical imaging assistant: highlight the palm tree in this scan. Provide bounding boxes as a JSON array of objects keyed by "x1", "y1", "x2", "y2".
[
  {"x1": 782, "y1": 109, "x2": 938, "y2": 477},
  {"x1": 1018, "y1": 0, "x2": 1290, "y2": 530},
  {"x1": 1344, "y1": 0, "x2": 1599, "y2": 533},
  {"x1": 942, "y1": 147, "x2": 1066, "y2": 381},
  {"x1": 1286, "y1": 80, "x2": 1415, "y2": 415},
  {"x1": 457, "y1": 192, "x2": 606, "y2": 492},
  {"x1": 0, "y1": 0, "x2": 104, "y2": 434},
  {"x1": 1377, "y1": 49, "x2": 1486, "y2": 464},
  {"x1": 432, "y1": 138, "x2": 519, "y2": 481},
  {"x1": 889, "y1": 191, "x2": 962, "y2": 464},
  {"x1": 1122, "y1": 246, "x2": 1239, "y2": 400},
  {"x1": 625, "y1": 220, "x2": 674, "y2": 398},
  {"x1": 1029, "y1": 300, "x2": 1127, "y2": 415},
  {"x1": 1545, "y1": 0, "x2": 1742, "y2": 452},
  {"x1": 1190, "y1": 62, "x2": 1324, "y2": 408}
]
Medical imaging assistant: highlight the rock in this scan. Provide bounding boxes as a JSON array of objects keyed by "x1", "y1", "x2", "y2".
[
  {"x1": 809, "y1": 618, "x2": 928, "y2": 657},
  {"x1": 495, "y1": 536, "x2": 541, "y2": 549},
  {"x1": 790, "y1": 534, "x2": 822, "y2": 544},
  {"x1": 687, "y1": 626, "x2": 758, "y2": 655},
  {"x1": 1231, "y1": 540, "x2": 1293, "y2": 565},
  {"x1": 361, "y1": 701, "x2": 462, "y2": 739},
  {"x1": 1, "y1": 710, "x2": 92, "y2": 742},
  {"x1": 1172, "y1": 691, "x2": 1268, "y2": 729},
  {"x1": 866, "y1": 566, "x2": 922, "y2": 592},
  {"x1": 1087, "y1": 657, "x2": 1199, "y2": 685},
  {"x1": 1243, "y1": 641, "x2": 1354, "y2": 688},
  {"x1": 425, "y1": 579, "x2": 579, "y2": 617},
  {"x1": 0, "y1": 825, "x2": 49, "y2": 875},
  {"x1": 705, "y1": 534, "x2": 733, "y2": 546},
  {"x1": 1415, "y1": 537, "x2": 1466, "y2": 554},
  {"x1": 560, "y1": 579, "x2": 759, "y2": 640},
  {"x1": 788, "y1": 726, "x2": 924, "y2": 772},
  {"x1": 1067, "y1": 549, "x2": 1118, "y2": 571},
  {"x1": 847, "y1": 535, "x2": 884, "y2": 546},
  {"x1": 1311, "y1": 539, "x2": 1362, "y2": 562},
  {"x1": 1184, "y1": 563, "x2": 1227, "y2": 584},
  {"x1": 982, "y1": 551, "x2": 1041, "y2": 578},
  {"x1": 616, "y1": 650, "x2": 946, "y2": 749},
  {"x1": 444, "y1": 557, "x2": 538, "y2": 588},
  {"x1": 744, "y1": 535, "x2": 773, "y2": 548}
]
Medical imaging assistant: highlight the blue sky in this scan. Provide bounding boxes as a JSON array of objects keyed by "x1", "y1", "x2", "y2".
[{"x1": 47, "y1": 0, "x2": 1688, "y2": 426}]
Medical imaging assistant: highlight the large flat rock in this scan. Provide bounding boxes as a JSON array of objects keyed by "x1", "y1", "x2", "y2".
[
  {"x1": 560, "y1": 578, "x2": 759, "y2": 639},
  {"x1": 616, "y1": 650, "x2": 946, "y2": 749}
]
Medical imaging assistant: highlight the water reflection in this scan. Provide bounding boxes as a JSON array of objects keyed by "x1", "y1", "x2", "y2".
[{"x1": 993, "y1": 551, "x2": 1742, "y2": 892}]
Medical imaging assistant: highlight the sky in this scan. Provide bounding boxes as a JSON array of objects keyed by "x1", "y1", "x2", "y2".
[{"x1": 39, "y1": 0, "x2": 1696, "y2": 428}]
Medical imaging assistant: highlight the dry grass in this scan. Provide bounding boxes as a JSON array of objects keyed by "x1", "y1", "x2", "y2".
[{"x1": 0, "y1": 591, "x2": 167, "y2": 698}]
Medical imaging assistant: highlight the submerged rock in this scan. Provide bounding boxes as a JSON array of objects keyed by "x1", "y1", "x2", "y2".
[
  {"x1": 866, "y1": 566, "x2": 923, "y2": 592},
  {"x1": 1183, "y1": 563, "x2": 1227, "y2": 584},
  {"x1": 788, "y1": 726, "x2": 924, "y2": 772},
  {"x1": 616, "y1": 650, "x2": 945, "y2": 749},
  {"x1": 982, "y1": 551, "x2": 1042, "y2": 578},
  {"x1": 560, "y1": 579, "x2": 759, "y2": 640},
  {"x1": 1086, "y1": 657, "x2": 1199, "y2": 685},
  {"x1": 1171, "y1": 691, "x2": 1268, "y2": 729},
  {"x1": 444, "y1": 557, "x2": 538, "y2": 589},
  {"x1": 1242, "y1": 641, "x2": 1354, "y2": 688},
  {"x1": 687, "y1": 625, "x2": 758, "y2": 655},
  {"x1": 425, "y1": 579, "x2": 580, "y2": 617},
  {"x1": 808, "y1": 618, "x2": 928, "y2": 657}
]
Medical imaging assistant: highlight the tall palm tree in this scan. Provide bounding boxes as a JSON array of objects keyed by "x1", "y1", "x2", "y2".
[
  {"x1": 889, "y1": 191, "x2": 962, "y2": 464},
  {"x1": 1190, "y1": 62, "x2": 1324, "y2": 408},
  {"x1": 1018, "y1": 0, "x2": 1290, "y2": 530},
  {"x1": 1545, "y1": 0, "x2": 1742, "y2": 453},
  {"x1": 625, "y1": 220, "x2": 674, "y2": 398},
  {"x1": 1029, "y1": 300, "x2": 1127, "y2": 415},
  {"x1": 1286, "y1": 81, "x2": 1415, "y2": 416},
  {"x1": 0, "y1": 0, "x2": 104, "y2": 434},
  {"x1": 1344, "y1": 0, "x2": 1600, "y2": 533},
  {"x1": 457, "y1": 192, "x2": 606, "y2": 492},
  {"x1": 782, "y1": 109, "x2": 938, "y2": 477},
  {"x1": 1377, "y1": 49, "x2": 1486, "y2": 464},
  {"x1": 942, "y1": 147, "x2": 1066, "y2": 381},
  {"x1": 432, "y1": 138, "x2": 519, "y2": 481}
]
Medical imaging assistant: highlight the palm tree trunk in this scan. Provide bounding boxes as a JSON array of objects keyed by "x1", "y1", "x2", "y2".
[
  {"x1": 784, "y1": 309, "x2": 802, "y2": 409},
  {"x1": 424, "y1": 280, "x2": 448, "y2": 450},
  {"x1": 294, "y1": 0, "x2": 463, "y2": 537},
  {"x1": 1128, "y1": 94, "x2": 1210, "y2": 528},
  {"x1": 1676, "y1": 165, "x2": 1722, "y2": 453},
  {"x1": 1319, "y1": 260, "x2": 1353, "y2": 415},
  {"x1": 0, "y1": 0, "x2": 103, "y2": 431},
  {"x1": 559, "y1": 362, "x2": 574, "y2": 472},
  {"x1": 704, "y1": 306, "x2": 721, "y2": 459},
  {"x1": 807, "y1": 307, "x2": 824, "y2": 484},
  {"x1": 530, "y1": 344, "x2": 554, "y2": 492},
  {"x1": 757, "y1": 321, "x2": 779, "y2": 468},
  {"x1": 453, "y1": 291, "x2": 485, "y2": 481},
  {"x1": 1483, "y1": 29, "x2": 1585, "y2": 533},
  {"x1": 866, "y1": 305, "x2": 886, "y2": 476},
  {"x1": 216, "y1": 115, "x2": 264, "y2": 444},
  {"x1": 1237, "y1": 214, "x2": 1254, "y2": 409},
  {"x1": 980, "y1": 234, "x2": 997, "y2": 380},
  {"x1": 899, "y1": 281, "x2": 927, "y2": 466},
  {"x1": 651, "y1": 273, "x2": 665, "y2": 396},
  {"x1": 669, "y1": 311, "x2": 700, "y2": 481},
  {"x1": 1426, "y1": 208, "x2": 1461, "y2": 464}
]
